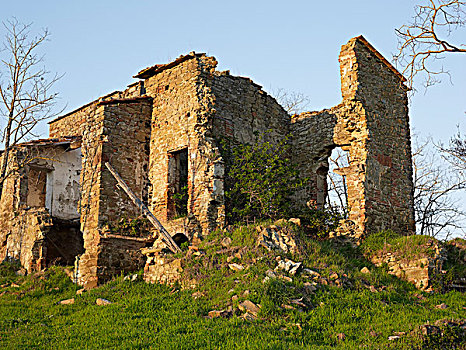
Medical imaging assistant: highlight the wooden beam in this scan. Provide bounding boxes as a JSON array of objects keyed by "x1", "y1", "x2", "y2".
[{"x1": 104, "y1": 162, "x2": 181, "y2": 253}]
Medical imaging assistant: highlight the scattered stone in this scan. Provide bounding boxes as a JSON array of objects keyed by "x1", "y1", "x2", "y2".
[
  {"x1": 329, "y1": 272, "x2": 339, "y2": 280},
  {"x1": 420, "y1": 325, "x2": 441, "y2": 336},
  {"x1": 388, "y1": 335, "x2": 400, "y2": 341},
  {"x1": 360, "y1": 267, "x2": 370, "y2": 274},
  {"x1": 257, "y1": 225, "x2": 298, "y2": 254},
  {"x1": 279, "y1": 275, "x2": 293, "y2": 283},
  {"x1": 291, "y1": 298, "x2": 307, "y2": 308},
  {"x1": 238, "y1": 300, "x2": 260, "y2": 316},
  {"x1": 96, "y1": 298, "x2": 112, "y2": 306},
  {"x1": 15, "y1": 268, "x2": 27, "y2": 276},
  {"x1": 226, "y1": 256, "x2": 234, "y2": 263},
  {"x1": 208, "y1": 309, "x2": 231, "y2": 318},
  {"x1": 336, "y1": 333, "x2": 346, "y2": 341},
  {"x1": 370, "y1": 286, "x2": 377, "y2": 293},
  {"x1": 228, "y1": 263, "x2": 244, "y2": 271},
  {"x1": 242, "y1": 312, "x2": 257, "y2": 321},
  {"x1": 191, "y1": 291, "x2": 204, "y2": 299},
  {"x1": 275, "y1": 258, "x2": 302, "y2": 275},
  {"x1": 10, "y1": 283, "x2": 20, "y2": 288},
  {"x1": 302, "y1": 268, "x2": 321, "y2": 278},
  {"x1": 303, "y1": 282, "x2": 317, "y2": 293},
  {"x1": 329, "y1": 219, "x2": 359, "y2": 239},
  {"x1": 435, "y1": 303, "x2": 448, "y2": 309},
  {"x1": 234, "y1": 252, "x2": 242, "y2": 260},
  {"x1": 231, "y1": 295, "x2": 239, "y2": 302},
  {"x1": 124, "y1": 274, "x2": 138, "y2": 281},
  {"x1": 228, "y1": 289, "x2": 235, "y2": 294},
  {"x1": 242, "y1": 290, "x2": 250, "y2": 297},
  {"x1": 59, "y1": 298, "x2": 75, "y2": 305},
  {"x1": 281, "y1": 304, "x2": 295, "y2": 310},
  {"x1": 76, "y1": 288, "x2": 85, "y2": 295},
  {"x1": 288, "y1": 218, "x2": 301, "y2": 226},
  {"x1": 221, "y1": 237, "x2": 232, "y2": 248}
]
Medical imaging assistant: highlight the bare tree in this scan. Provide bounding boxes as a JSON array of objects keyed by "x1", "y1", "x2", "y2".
[
  {"x1": 326, "y1": 147, "x2": 349, "y2": 218},
  {"x1": 0, "y1": 18, "x2": 62, "y2": 198},
  {"x1": 394, "y1": 0, "x2": 466, "y2": 90},
  {"x1": 413, "y1": 136, "x2": 466, "y2": 239},
  {"x1": 271, "y1": 88, "x2": 310, "y2": 115},
  {"x1": 439, "y1": 126, "x2": 466, "y2": 170}
]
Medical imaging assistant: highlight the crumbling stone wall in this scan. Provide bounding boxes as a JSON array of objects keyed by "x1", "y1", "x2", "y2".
[
  {"x1": 369, "y1": 239, "x2": 445, "y2": 291},
  {"x1": 339, "y1": 37, "x2": 414, "y2": 235},
  {"x1": 1, "y1": 36, "x2": 416, "y2": 287},
  {"x1": 0, "y1": 143, "x2": 82, "y2": 272},
  {"x1": 137, "y1": 53, "x2": 289, "y2": 235},
  {"x1": 77, "y1": 98, "x2": 152, "y2": 288},
  {"x1": 141, "y1": 54, "x2": 209, "y2": 229},
  {"x1": 49, "y1": 81, "x2": 145, "y2": 138},
  {"x1": 292, "y1": 36, "x2": 414, "y2": 238},
  {"x1": 88, "y1": 234, "x2": 147, "y2": 283}
]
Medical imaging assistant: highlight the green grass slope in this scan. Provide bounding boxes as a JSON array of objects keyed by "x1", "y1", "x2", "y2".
[{"x1": 0, "y1": 223, "x2": 464, "y2": 349}]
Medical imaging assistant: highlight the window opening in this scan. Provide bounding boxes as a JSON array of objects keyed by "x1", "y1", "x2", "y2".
[
  {"x1": 327, "y1": 147, "x2": 350, "y2": 217},
  {"x1": 26, "y1": 166, "x2": 48, "y2": 207},
  {"x1": 168, "y1": 148, "x2": 188, "y2": 218}
]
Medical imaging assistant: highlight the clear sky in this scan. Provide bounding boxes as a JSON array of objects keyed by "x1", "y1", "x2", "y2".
[
  {"x1": 2, "y1": 0, "x2": 465, "y2": 235},
  {"x1": 2, "y1": 0, "x2": 464, "y2": 139}
]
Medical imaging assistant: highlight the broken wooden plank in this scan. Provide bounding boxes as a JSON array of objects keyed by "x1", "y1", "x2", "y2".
[{"x1": 104, "y1": 162, "x2": 181, "y2": 253}]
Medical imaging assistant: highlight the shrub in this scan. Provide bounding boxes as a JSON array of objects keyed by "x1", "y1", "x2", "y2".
[
  {"x1": 109, "y1": 216, "x2": 152, "y2": 237},
  {"x1": 221, "y1": 132, "x2": 308, "y2": 223}
]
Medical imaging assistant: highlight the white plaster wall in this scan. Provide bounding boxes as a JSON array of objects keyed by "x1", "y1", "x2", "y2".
[{"x1": 46, "y1": 148, "x2": 82, "y2": 220}]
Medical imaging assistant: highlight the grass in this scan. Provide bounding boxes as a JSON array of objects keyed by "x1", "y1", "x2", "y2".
[
  {"x1": 361, "y1": 230, "x2": 438, "y2": 260},
  {"x1": 0, "y1": 223, "x2": 464, "y2": 349}
]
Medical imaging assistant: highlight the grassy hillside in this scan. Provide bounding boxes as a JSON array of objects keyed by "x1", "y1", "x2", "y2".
[{"x1": 0, "y1": 223, "x2": 464, "y2": 349}]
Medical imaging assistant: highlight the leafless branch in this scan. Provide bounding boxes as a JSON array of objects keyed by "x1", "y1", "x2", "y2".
[
  {"x1": 393, "y1": 0, "x2": 466, "y2": 91},
  {"x1": 271, "y1": 88, "x2": 311, "y2": 115},
  {"x1": 412, "y1": 135, "x2": 466, "y2": 238},
  {"x1": 0, "y1": 18, "x2": 63, "y2": 197}
]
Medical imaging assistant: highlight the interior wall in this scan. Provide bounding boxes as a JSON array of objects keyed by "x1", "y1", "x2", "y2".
[{"x1": 48, "y1": 148, "x2": 82, "y2": 220}]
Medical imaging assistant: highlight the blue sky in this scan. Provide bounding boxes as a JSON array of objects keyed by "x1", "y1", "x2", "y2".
[
  {"x1": 2, "y1": 1, "x2": 466, "y2": 236},
  {"x1": 3, "y1": 0, "x2": 464, "y2": 141}
]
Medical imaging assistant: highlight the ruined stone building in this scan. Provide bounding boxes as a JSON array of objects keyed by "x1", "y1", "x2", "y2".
[{"x1": 0, "y1": 36, "x2": 415, "y2": 288}]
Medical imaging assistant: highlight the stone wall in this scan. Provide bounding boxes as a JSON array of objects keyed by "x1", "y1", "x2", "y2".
[
  {"x1": 93, "y1": 234, "x2": 147, "y2": 283},
  {"x1": 370, "y1": 240, "x2": 445, "y2": 291},
  {"x1": 1, "y1": 208, "x2": 52, "y2": 273},
  {"x1": 292, "y1": 36, "x2": 414, "y2": 238},
  {"x1": 142, "y1": 55, "x2": 206, "y2": 227},
  {"x1": 0, "y1": 143, "x2": 82, "y2": 272},
  {"x1": 137, "y1": 53, "x2": 290, "y2": 236},
  {"x1": 339, "y1": 37, "x2": 414, "y2": 235},
  {"x1": 0, "y1": 36, "x2": 416, "y2": 287},
  {"x1": 49, "y1": 82, "x2": 144, "y2": 138},
  {"x1": 76, "y1": 98, "x2": 152, "y2": 288},
  {"x1": 144, "y1": 255, "x2": 183, "y2": 285}
]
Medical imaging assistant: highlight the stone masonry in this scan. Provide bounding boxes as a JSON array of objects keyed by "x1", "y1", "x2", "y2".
[{"x1": 0, "y1": 36, "x2": 415, "y2": 287}]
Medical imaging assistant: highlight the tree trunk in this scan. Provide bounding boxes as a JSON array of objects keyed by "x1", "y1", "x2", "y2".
[{"x1": 0, "y1": 112, "x2": 14, "y2": 200}]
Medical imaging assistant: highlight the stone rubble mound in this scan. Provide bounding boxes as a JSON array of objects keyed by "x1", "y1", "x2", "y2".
[{"x1": 256, "y1": 223, "x2": 298, "y2": 254}]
